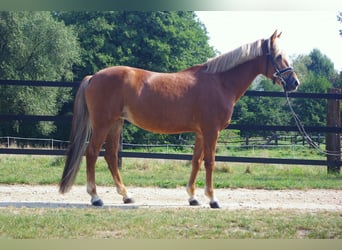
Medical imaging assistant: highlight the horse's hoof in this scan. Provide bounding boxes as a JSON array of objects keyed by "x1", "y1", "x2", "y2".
[
  {"x1": 189, "y1": 199, "x2": 201, "y2": 206},
  {"x1": 92, "y1": 199, "x2": 104, "y2": 207},
  {"x1": 209, "y1": 201, "x2": 220, "y2": 209},
  {"x1": 123, "y1": 197, "x2": 135, "y2": 204}
]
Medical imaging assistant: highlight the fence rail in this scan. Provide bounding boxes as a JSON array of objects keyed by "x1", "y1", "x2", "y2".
[
  {"x1": 2, "y1": 79, "x2": 342, "y2": 99},
  {"x1": 0, "y1": 148, "x2": 328, "y2": 166},
  {"x1": 1, "y1": 80, "x2": 341, "y2": 168},
  {"x1": 1, "y1": 114, "x2": 341, "y2": 133}
]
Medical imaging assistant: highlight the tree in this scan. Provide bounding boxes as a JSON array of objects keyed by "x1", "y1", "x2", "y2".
[
  {"x1": 232, "y1": 77, "x2": 289, "y2": 137},
  {"x1": 0, "y1": 11, "x2": 80, "y2": 137},
  {"x1": 291, "y1": 49, "x2": 335, "y2": 128},
  {"x1": 56, "y1": 11, "x2": 215, "y2": 144},
  {"x1": 53, "y1": 11, "x2": 117, "y2": 80},
  {"x1": 307, "y1": 49, "x2": 335, "y2": 79},
  {"x1": 56, "y1": 11, "x2": 214, "y2": 79},
  {"x1": 292, "y1": 72, "x2": 331, "y2": 127}
]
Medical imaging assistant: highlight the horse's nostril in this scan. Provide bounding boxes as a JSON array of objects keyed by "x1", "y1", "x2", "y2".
[
  {"x1": 286, "y1": 79, "x2": 300, "y2": 92},
  {"x1": 291, "y1": 79, "x2": 299, "y2": 89}
]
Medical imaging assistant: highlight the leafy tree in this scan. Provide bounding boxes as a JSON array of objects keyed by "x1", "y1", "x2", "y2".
[
  {"x1": 293, "y1": 50, "x2": 336, "y2": 82},
  {"x1": 292, "y1": 54, "x2": 312, "y2": 81},
  {"x1": 306, "y1": 49, "x2": 335, "y2": 79},
  {"x1": 291, "y1": 49, "x2": 335, "y2": 128},
  {"x1": 233, "y1": 78, "x2": 289, "y2": 137},
  {"x1": 53, "y1": 11, "x2": 117, "y2": 79},
  {"x1": 0, "y1": 11, "x2": 80, "y2": 137},
  {"x1": 56, "y1": 11, "x2": 214, "y2": 80},
  {"x1": 292, "y1": 72, "x2": 331, "y2": 127}
]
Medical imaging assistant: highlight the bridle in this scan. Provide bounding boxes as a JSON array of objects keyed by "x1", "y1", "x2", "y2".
[
  {"x1": 264, "y1": 39, "x2": 295, "y2": 90},
  {"x1": 263, "y1": 39, "x2": 341, "y2": 157}
]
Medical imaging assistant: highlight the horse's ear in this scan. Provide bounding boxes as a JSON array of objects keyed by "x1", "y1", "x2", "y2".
[{"x1": 271, "y1": 30, "x2": 278, "y2": 42}]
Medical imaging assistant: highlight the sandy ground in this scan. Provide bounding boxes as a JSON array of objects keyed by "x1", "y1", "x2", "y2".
[{"x1": 1, "y1": 184, "x2": 342, "y2": 211}]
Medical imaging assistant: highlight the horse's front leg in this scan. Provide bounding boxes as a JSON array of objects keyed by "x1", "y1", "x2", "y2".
[
  {"x1": 203, "y1": 131, "x2": 220, "y2": 209},
  {"x1": 105, "y1": 120, "x2": 134, "y2": 204},
  {"x1": 186, "y1": 134, "x2": 204, "y2": 206}
]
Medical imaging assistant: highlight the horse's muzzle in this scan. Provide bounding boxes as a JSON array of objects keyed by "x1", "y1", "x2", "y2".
[{"x1": 284, "y1": 77, "x2": 300, "y2": 92}]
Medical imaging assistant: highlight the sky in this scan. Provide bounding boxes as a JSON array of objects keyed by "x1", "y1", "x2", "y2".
[{"x1": 196, "y1": 11, "x2": 342, "y2": 72}]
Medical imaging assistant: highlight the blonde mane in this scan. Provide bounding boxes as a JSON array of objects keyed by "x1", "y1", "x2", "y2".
[{"x1": 204, "y1": 39, "x2": 264, "y2": 73}]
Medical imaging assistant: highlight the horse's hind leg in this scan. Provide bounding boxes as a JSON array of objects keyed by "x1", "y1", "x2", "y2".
[
  {"x1": 86, "y1": 127, "x2": 109, "y2": 206},
  {"x1": 105, "y1": 119, "x2": 134, "y2": 204}
]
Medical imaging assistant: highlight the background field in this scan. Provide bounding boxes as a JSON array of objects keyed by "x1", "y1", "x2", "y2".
[{"x1": 0, "y1": 153, "x2": 341, "y2": 190}]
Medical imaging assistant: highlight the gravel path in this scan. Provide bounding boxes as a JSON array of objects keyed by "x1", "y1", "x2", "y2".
[{"x1": 1, "y1": 184, "x2": 342, "y2": 211}]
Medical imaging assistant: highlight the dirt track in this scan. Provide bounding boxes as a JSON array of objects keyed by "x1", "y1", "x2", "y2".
[{"x1": 1, "y1": 184, "x2": 342, "y2": 211}]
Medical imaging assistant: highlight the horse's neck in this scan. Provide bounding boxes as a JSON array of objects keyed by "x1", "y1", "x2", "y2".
[{"x1": 220, "y1": 56, "x2": 265, "y2": 103}]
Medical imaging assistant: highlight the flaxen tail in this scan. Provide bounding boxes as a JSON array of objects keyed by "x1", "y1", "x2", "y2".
[{"x1": 59, "y1": 76, "x2": 92, "y2": 194}]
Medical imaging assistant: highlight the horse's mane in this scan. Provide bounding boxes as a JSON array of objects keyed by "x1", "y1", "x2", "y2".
[{"x1": 204, "y1": 39, "x2": 264, "y2": 73}]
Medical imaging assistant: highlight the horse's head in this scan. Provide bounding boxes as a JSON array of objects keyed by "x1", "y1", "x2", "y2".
[{"x1": 264, "y1": 30, "x2": 300, "y2": 92}]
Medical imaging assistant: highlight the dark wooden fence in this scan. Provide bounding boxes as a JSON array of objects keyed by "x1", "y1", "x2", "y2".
[{"x1": 1, "y1": 80, "x2": 341, "y2": 172}]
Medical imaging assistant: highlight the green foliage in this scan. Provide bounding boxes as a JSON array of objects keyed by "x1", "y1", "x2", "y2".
[
  {"x1": 233, "y1": 77, "x2": 288, "y2": 137},
  {"x1": 0, "y1": 11, "x2": 79, "y2": 81},
  {"x1": 57, "y1": 11, "x2": 214, "y2": 79},
  {"x1": 306, "y1": 49, "x2": 335, "y2": 79},
  {"x1": 291, "y1": 50, "x2": 335, "y2": 128},
  {"x1": 292, "y1": 73, "x2": 330, "y2": 127},
  {"x1": 0, "y1": 11, "x2": 80, "y2": 137}
]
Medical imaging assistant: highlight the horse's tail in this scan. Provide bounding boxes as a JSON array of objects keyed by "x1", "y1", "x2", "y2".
[{"x1": 59, "y1": 75, "x2": 92, "y2": 194}]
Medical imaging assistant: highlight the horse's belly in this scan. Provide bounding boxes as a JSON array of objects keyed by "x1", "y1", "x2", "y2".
[{"x1": 121, "y1": 106, "x2": 194, "y2": 134}]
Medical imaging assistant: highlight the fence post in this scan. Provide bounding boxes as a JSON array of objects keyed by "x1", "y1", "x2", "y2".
[{"x1": 326, "y1": 88, "x2": 341, "y2": 174}]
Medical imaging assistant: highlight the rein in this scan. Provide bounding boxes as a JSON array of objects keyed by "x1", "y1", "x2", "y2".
[{"x1": 284, "y1": 90, "x2": 341, "y2": 156}]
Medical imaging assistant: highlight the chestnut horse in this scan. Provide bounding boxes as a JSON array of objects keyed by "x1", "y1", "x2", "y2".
[{"x1": 60, "y1": 30, "x2": 299, "y2": 208}]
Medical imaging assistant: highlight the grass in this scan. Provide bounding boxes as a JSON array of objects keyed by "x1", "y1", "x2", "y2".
[
  {"x1": 1, "y1": 207, "x2": 342, "y2": 239},
  {"x1": 1, "y1": 153, "x2": 341, "y2": 239},
  {"x1": 0, "y1": 154, "x2": 341, "y2": 189}
]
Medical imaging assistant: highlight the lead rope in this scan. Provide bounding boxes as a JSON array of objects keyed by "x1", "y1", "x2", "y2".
[{"x1": 284, "y1": 91, "x2": 341, "y2": 156}]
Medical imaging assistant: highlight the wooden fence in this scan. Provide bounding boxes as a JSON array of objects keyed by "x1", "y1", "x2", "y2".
[{"x1": 0, "y1": 80, "x2": 341, "y2": 172}]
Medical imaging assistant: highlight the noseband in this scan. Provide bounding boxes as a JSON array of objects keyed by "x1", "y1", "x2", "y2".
[{"x1": 264, "y1": 39, "x2": 295, "y2": 89}]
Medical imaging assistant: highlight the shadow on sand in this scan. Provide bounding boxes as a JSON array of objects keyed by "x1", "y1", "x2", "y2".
[{"x1": 0, "y1": 201, "x2": 141, "y2": 209}]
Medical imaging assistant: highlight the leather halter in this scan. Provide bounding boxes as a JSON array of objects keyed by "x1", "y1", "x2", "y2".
[{"x1": 263, "y1": 39, "x2": 295, "y2": 89}]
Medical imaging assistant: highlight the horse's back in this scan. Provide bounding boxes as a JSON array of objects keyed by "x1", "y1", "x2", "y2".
[{"x1": 84, "y1": 65, "x2": 214, "y2": 134}]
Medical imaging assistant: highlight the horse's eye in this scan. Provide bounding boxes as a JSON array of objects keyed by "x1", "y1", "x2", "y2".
[{"x1": 276, "y1": 54, "x2": 282, "y2": 61}]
